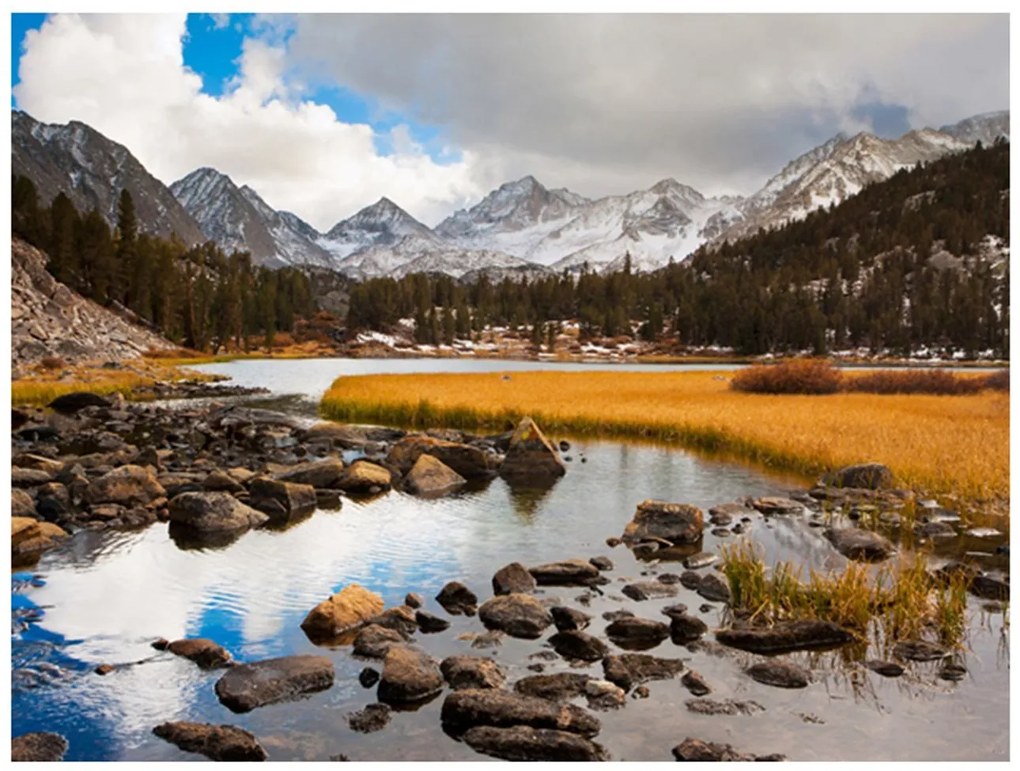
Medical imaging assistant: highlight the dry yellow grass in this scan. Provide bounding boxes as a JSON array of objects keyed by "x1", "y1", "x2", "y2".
[
  {"x1": 321, "y1": 370, "x2": 1008, "y2": 506},
  {"x1": 11, "y1": 360, "x2": 215, "y2": 406}
]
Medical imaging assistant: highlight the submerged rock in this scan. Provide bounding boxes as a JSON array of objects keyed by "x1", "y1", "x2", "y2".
[
  {"x1": 478, "y1": 594, "x2": 553, "y2": 639},
  {"x1": 514, "y1": 672, "x2": 591, "y2": 702},
  {"x1": 684, "y1": 698, "x2": 764, "y2": 716},
  {"x1": 153, "y1": 721, "x2": 267, "y2": 761},
  {"x1": 440, "y1": 689, "x2": 600, "y2": 737},
  {"x1": 892, "y1": 639, "x2": 949, "y2": 662},
  {"x1": 215, "y1": 655, "x2": 335, "y2": 713},
  {"x1": 377, "y1": 646, "x2": 443, "y2": 704},
  {"x1": 498, "y1": 417, "x2": 566, "y2": 480},
  {"x1": 865, "y1": 659, "x2": 905, "y2": 678},
  {"x1": 672, "y1": 737, "x2": 782, "y2": 761},
  {"x1": 601, "y1": 653, "x2": 684, "y2": 691},
  {"x1": 746, "y1": 660, "x2": 810, "y2": 689},
  {"x1": 621, "y1": 581, "x2": 678, "y2": 601},
  {"x1": 622, "y1": 500, "x2": 704, "y2": 545},
  {"x1": 440, "y1": 656, "x2": 507, "y2": 691},
  {"x1": 300, "y1": 584, "x2": 385, "y2": 641},
  {"x1": 716, "y1": 620, "x2": 854, "y2": 653},
  {"x1": 462, "y1": 725, "x2": 609, "y2": 762},
  {"x1": 347, "y1": 703, "x2": 391, "y2": 734}
]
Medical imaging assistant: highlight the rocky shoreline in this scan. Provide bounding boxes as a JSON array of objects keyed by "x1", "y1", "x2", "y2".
[{"x1": 9, "y1": 393, "x2": 1010, "y2": 761}]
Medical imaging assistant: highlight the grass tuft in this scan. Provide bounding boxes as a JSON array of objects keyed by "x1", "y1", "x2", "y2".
[{"x1": 731, "y1": 359, "x2": 843, "y2": 394}]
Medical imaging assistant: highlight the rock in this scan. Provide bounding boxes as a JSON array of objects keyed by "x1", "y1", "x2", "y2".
[
  {"x1": 366, "y1": 606, "x2": 419, "y2": 637},
  {"x1": 605, "y1": 536, "x2": 622, "y2": 548},
  {"x1": 478, "y1": 594, "x2": 553, "y2": 639},
  {"x1": 602, "y1": 653, "x2": 684, "y2": 691},
  {"x1": 938, "y1": 662, "x2": 967, "y2": 682},
  {"x1": 681, "y1": 670, "x2": 712, "y2": 696},
  {"x1": 85, "y1": 464, "x2": 165, "y2": 507},
  {"x1": 300, "y1": 584, "x2": 385, "y2": 640},
  {"x1": 152, "y1": 721, "x2": 267, "y2": 761},
  {"x1": 549, "y1": 631, "x2": 609, "y2": 662},
  {"x1": 583, "y1": 679, "x2": 626, "y2": 710},
  {"x1": 605, "y1": 617, "x2": 670, "y2": 647},
  {"x1": 11, "y1": 732, "x2": 68, "y2": 761},
  {"x1": 214, "y1": 655, "x2": 335, "y2": 712},
  {"x1": 498, "y1": 417, "x2": 566, "y2": 480},
  {"x1": 377, "y1": 646, "x2": 444, "y2": 704},
  {"x1": 12, "y1": 467, "x2": 54, "y2": 488},
  {"x1": 167, "y1": 638, "x2": 232, "y2": 669},
  {"x1": 403, "y1": 454, "x2": 466, "y2": 497},
  {"x1": 751, "y1": 497, "x2": 805, "y2": 515},
  {"x1": 247, "y1": 477, "x2": 317, "y2": 523},
  {"x1": 404, "y1": 592, "x2": 425, "y2": 609},
  {"x1": 353, "y1": 625, "x2": 407, "y2": 659},
  {"x1": 685, "y1": 698, "x2": 764, "y2": 716},
  {"x1": 462, "y1": 726, "x2": 608, "y2": 762},
  {"x1": 359, "y1": 667, "x2": 380, "y2": 688},
  {"x1": 386, "y1": 435, "x2": 499, "y2": 479},
  {"x1": 528, "y1": 559, "x2": 600, "y2": 586},
  {"x1": 167, "y1": 492, "x2": 268, "y2": 533},
  {"x1": 893, "y1": 639, "x2": 949, "y2": 662},
  {"x1": 337, "y1": 460, "x2": 392, "y2": 493},
  {"x1": 866, "y1": 659, "x2": 905, "y2": 677},
  {"x1": 970, "y1": 574, "x2": 1010, "y2": 601},
  {"x1": 158, "y1": 473, "x2": 205, "y2": 498},
  {"x1": 622, "y1": 500, "x2": 704, "y2": 545},
  {"x1": 824, "y1": 528, "x2": 895, "y2": 562},
  {"x1": 589, "y1": 555, "x2": 613, "y2": 571},
  {"x1": 603, "y1": 609, "x2": 634, "y2": 622},
  {"x1": 828, "y1": 462, "x2": 894, "y2": 490},
  {"x1": 492, "y1": 562, "x2": 537, "y2": 595},
  {"x1": 746, "y1": 660, "x2": 810, "y2": 688},
  {"x1": 672, "y1": 738, "x2": 774, "y2": 761},
  {"x1": 415, "y1": 610, "x2": 450, "y2": 633},
  {"x1": 346, "y1": 703, "x2": 392, "y2": 734},
  {"x1": 48, "y1": 391, "x2": 111, "y2": 413},
  {"x1": 621, "y1": 581, "x2": 678, "y2": 601},
  {"x1": 12, "y1": 489, "x2": 36, "y2": 518},
  {"x1": 440, "y1": 689, "x2": 600, "y2": 737},
  {"x1": 11, "y1": 517, "x2": 68, "y2": 563},
  {"x1": 550, "y1": 606, "x2": 592, "y2": 632},
  {"x1": 12, "y1": 517, "x2": 42, "y2": 548},
  {"x1": 695, "y1": 573, "x2": 731, "y2": 603},
  {"x1": 670, "y1": 614, "x2": 708, "y2": 643},
  {"x1": 914, "y1": 520, "x2": 957, "y2": 539},
  {"x1": 202, "y1": 470, "x2": 246, "y2": 494},
  {"x1": 435, "y1": 581, "x2": 479, "y2": 615},
  {"x1": 683, "y1": 552, "x2": 717, "y2": 569},
  {"x1": 274, "y1": 458, "x2": 345, "y2": 489},
  {"x1": 716, "y1": 620, "x2": 854, "y2": 653},
  {"x1": 470, "y1": 630, "x2": 505, "y2": 649},
  {"x1": 441, "y1": 656, "x2": 507, "y2": 690},
  {"x1": 514, "y1": 672, "x2": 591, "y2": 701},
  {"x1": 95, "y1": 663, "x2": 116, "y2": 675}
]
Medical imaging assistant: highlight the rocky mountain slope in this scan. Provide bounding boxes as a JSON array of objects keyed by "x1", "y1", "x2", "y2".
[{"x1": 11, "y1": 237, "x2": 173, "y2": 372}]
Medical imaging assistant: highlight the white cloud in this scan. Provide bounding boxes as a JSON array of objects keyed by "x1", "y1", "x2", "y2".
[{"x1": 13, "y1": 13, "x2": 485, "y2": 228}]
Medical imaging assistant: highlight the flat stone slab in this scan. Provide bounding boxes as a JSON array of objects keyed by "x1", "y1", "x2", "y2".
[
  {"x1": 441, "y1": 688, "x2": 600, "y2": 738},
  {"x1": 153, "y1": 721, "x2": 267, "y2": 761},
  {"x1": 214, "y1": 655, "x2": 335, "y2": 713},
  {"x1": 716, "y1": 620, "x2": 854, "y2": 653},
  {"x1": 462, "y1": 725, "x2": 609, "y2": 762}
]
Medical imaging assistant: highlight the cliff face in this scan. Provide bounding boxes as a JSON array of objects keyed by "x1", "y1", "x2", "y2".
[{"x1": 11, "y1": 237, "x2": 173, "y2": 374}]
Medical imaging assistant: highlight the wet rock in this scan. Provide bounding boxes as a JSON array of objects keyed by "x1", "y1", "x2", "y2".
[
  {"x1": 746, "y1": 660, "x2": 810, "y2": 689},
  {"x1": 683, "y1": 552, "x2": 717, "y2": 569},
  {"x1": 404, "y1": 592, "x2": 424, "y2": 609},
  {"x1": 752, "y1": 497, "x2": 805, "y2": 515},
  {"x1": 716, "y1": 620, "x2": 854, "y2": 653},
  {"x1": 462, "y1": 725, "x2": 609, "y2": 762},
  {"x1": 672, "y1": 737, "x2": 778, "y2": 761},
  {"x1": 708, "y1": 502, "x2": 747, "y2": 523},
  {"x1": 670, "y1": 614, "x2": 708, "y2": 643},
  {"x1": 353, "y1": 625, "x2": 407, "y2": 659},
  {"x1": 589, "y1": 555, "x2": 613, "y2": 571},
  {"x1": 492, "y1": 561, "x2": 537, "y2": 595},
  {"x1": 49, "y1": 391, "x2": 111, "y2": 413},
  {"x1": 602, "y1": 609, "x2": 635, "y2": 622},
  {"x1": 441, "y1": 656, "x2": 507, "y2": 690},
  {"x1": 478, "y1": 594, "x2": 553, "y2": 639},
  {"x1": 167, "y1": 492, "x2": 268, "y2": 534},
  {"x1": 387, "y1": 436, "x2": 499, "y2": 481},
  {"x1": 441, "y1": 689, "x2": 600, "y2": 737},
  {"x1": 247, "y1": 477, "x2": 317, "y2": 523},
  {"x1": 712, "y1": 527, "x2": 732, "y2": 538},
  {"x1": 685, "y1": 698, "x2": 765, "y2": 716},
  {"x1": 622, "y1": 500, "x2": 704, "y2": 545},
  {"x1": 202, "y1": 470, "x2": 246, "y2": 494},
  {"x1": 499, "y1": 417, "x2": 567, "y2": 480},
  {"x1": 167, "y1": 638, "x2": 232, "y2": 669},
  {"x1": 605, "y1": 536, "x2": 622, "y2": 548},
  {"x1": 85, "y1": 464, "x2": 165, "y2": 507},
  {"x1": 415, "y1": 609, "x2": 450, "y2": 633},
  {"x1": 366, "y1": 606, "x2": 419, "y2": 638},
  {"x1": 970, "y1": 574, "x2": 1009, "y2": 601},
  {"x1": 549, "y1": 631, "x2": 609, "y2": 662},
  {"x1": 436, "y1": 581, "x2": 479, "y2": 616},
  {"x1": 470, "y1": 630, "x2": 505, "y2": 649},
  {"x1": 679, "y1": 570, "x2": 703, "y2": 590},
  {"x1": 695, "y1": 574, "x2": 731, "y2": 603},
  {"x1": 528, "y1": 559, "x2": 600, "y2": 586},
  {"x1": 602, "y1": 653, "x2": 684, "y2": 691},
  {"x1": 215, "y1": 655, "x2": 335, "y2": 713},
  {"x1": 681, "y1": 670, "x2": 712, "y2": 696},
  {"x1": 95, "y1": 664, "x2": 116, "y2": 675},
  {"x1": 314, "y1": 489, "x2": 343, "y2": 510},
  {"x1": 359, "y1": 667, "x2": 380, "y2": 688},
  {"x1": 914, "y1": 521, "x2": 957, "y2": 539},
  {"x1": 865, "y1": 659, "x2": 904, "y2": 677},
  {"x1": 621, "y1": 581, "x2": 679, "y2": 601},
  {"x1": 347, "y1": 703, "x2": 391, "y2": 734},
  {"x1": 550, "y1": 606, "x2": 592, "y2": 632},
  {"x1": 514, "y1": 672, "x2": 591, "y2": 701},
  {"x1": 938, "y1": 662, "x2": 967, "y2": 682},
  {"x1": 605, "y1": 617, "x2": 670, "y2": 647},
  {"x1": 824, "y1": 528, "x2": 895, "y2": 562},
  {"x1": 300, "y1": 584, "x2": 385, "y2": 640},
  {"x1": 153, "y1": 721, "x2": 267, "y2": 761},
  {"x1": 827, "y1": 462, "x2": 894, "y2": 490},
  {"x1": 337, "y1": 460, "x2": 392, "y2": 493},
  {"x1": 403, "y1": 453, "x2": 467, "y2": 497},
  {"x1": 893, "y1": 639, "x2": 949, "y2": 662},
  {"x1": 584, "y1": 679, "x2": 626, "y2": 710},
  {"x1": 377, "y1": 646, "x2": 443, "y2": 704},
  {"x1": 274, "y1": 458, "x2": 345, "y2": 489},
  {"x1": 11, "y1": 732, "x2": 68, "y2": 761}
]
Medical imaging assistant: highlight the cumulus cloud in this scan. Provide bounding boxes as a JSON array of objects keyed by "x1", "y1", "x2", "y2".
[{"x1": 13, "y1": 13, "x2": 485, "y2": 228}]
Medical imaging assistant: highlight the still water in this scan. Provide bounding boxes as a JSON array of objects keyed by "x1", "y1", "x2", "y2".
[{"x1": 11, "y1": 358, "x2": 1009, "y2": 761}]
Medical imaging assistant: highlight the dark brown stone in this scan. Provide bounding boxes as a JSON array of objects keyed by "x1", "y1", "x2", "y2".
[{"x1": 153, "y1": 721, "x2": 267, "y2": 761}]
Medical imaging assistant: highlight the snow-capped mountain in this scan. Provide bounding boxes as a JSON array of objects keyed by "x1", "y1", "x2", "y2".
[
  {"x1": 318, "y1": 197, "x2": 440, "y2": 260},
  {"x1": 11, "y1": 111, "x2": 205, "y2": 244},
  {"x1": 169, "y1": 167, "x2": 335, "y2": 268}
]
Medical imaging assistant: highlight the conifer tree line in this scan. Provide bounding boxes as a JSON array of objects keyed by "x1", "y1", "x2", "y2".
[
  {"x1": 345, "y1": 140, "x2": 1009, "y2": 357},
  {"x1": 12, "y1": 176, "x2": 315, "y2": 352}
]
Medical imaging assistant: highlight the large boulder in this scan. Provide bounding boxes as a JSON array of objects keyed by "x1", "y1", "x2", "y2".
[
  {"x1": 403, "y1": 454, "x2": 466, "y2": 497},
  {"x1": 386, "y1": 435, "x2": 499, "y2": 479},
  {"x1": 441, "y1": 656, "x2": 507, "y2": 690},
  {"x1": 498, "y1": 417, "x2": 566, "y2": 480},
  {"x1": 716, "y1": 620, "x2": 854, "y2": 653},
  {"x1": 246, "y1": 477, "x2": 317, "y2": 523},
  {"x1": 300, "y1": 584, "x2": 385, "y2": 641},
  {"x1": 167, "y1": 492, "x2": 268, "y2": 533},
  {"x1": 85, "y1": 464, "x2": 165, "y2": 507},
  {"x1": 153, "y1": 722, "x2": 267, "y2": 761},
  {"x1": 827, "y1": 463, "x2": 894, "y2": 490},
  {"x1": 274, "y1": 458, "x2": 345, "y2": 489},
  {"x1": 214, "y1": 655, "x2": 335, "y2": 712},
  {"x1": 377, "y1": 646, "x2": 444, "y2": 704},
  {"x1": 478, "y1": 594, "x2": 554, "y2": 639},
  {"x1": 824, "y1": 528, "x2": 895, "y2": 562},
  {"x1": 441, "y1": 689, "x2": 600, "y2": 738},
  {"x1": 11, "y1": 732, "x2": 68, "y2": 761},
  {"x1": 462, "y1": 726, "x2": 609, "y2": 762},
  {"x1": 622, "y1": 500, "x2": 704, "y2": 545},
  {"x1": 492, "y1": 562, "x2": 537, "y2": 595},
  {"x1": 337, "y1": 460, "x2": 392, "y2": 493}
]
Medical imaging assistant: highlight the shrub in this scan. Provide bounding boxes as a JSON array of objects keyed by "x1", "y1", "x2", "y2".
[
  {"x1": 845, "y1": 369, "x2": 982, "y2": 395},
  {"x1": 730, "y1": 359, "x2": 842, "y2": 394},
  {"x1": 983, "y1": 370, "x2": 1009, "y2": 392},
  {"x1": 38, "y1": 355, "x2": 65, "y2": 371}
]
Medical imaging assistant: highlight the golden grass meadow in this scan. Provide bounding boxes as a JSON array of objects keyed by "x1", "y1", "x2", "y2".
[{"x1": 320, "y1": 369, "x2": 1009, "y2": 507}]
